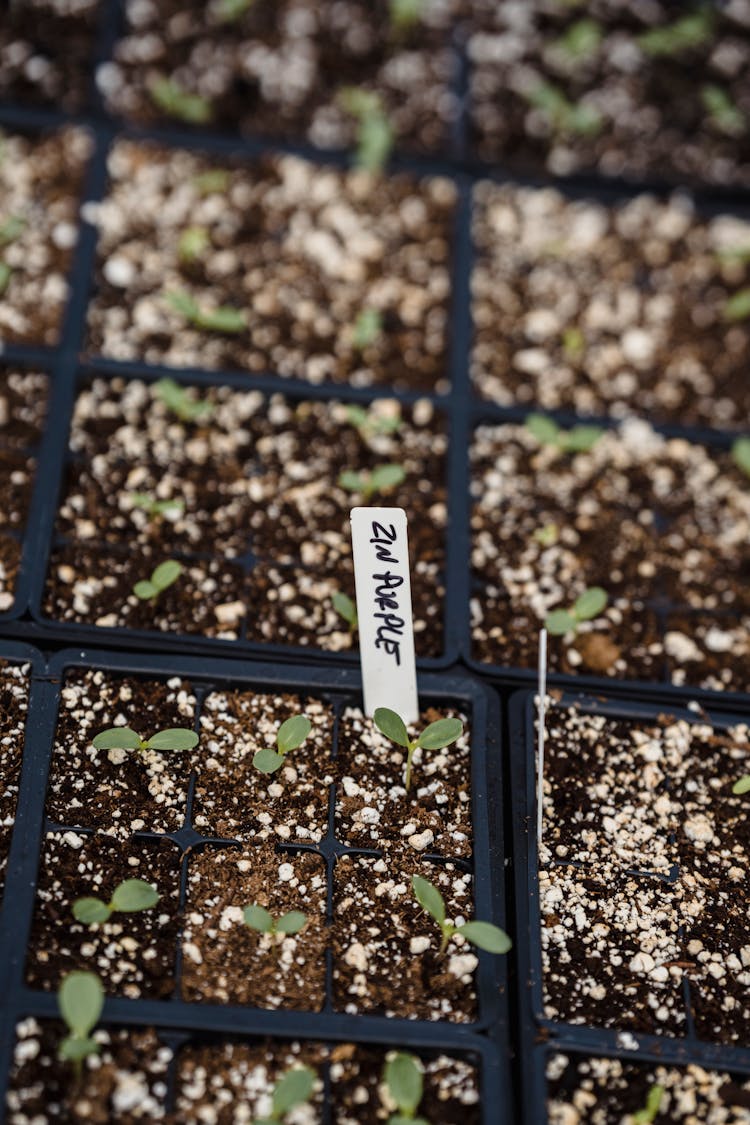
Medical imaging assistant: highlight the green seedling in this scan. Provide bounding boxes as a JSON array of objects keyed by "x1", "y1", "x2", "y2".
[
  {"x1": 339, "y1": 87, "x2": 394, "y2": 173},
  {"x1": 389, "y1": 0, "x2": 423, "y2": 35},
  {"x1": 526, "y1": 413, "x2": 603, "y2": 453},
  {"x1": 701, "y1": 84, "x2": 745, "y2": 136},
  {"x1": 92, "y1": 725, "x2": 199, "y2": 756},
  {"x1": 149, "y1": 77, "x2": 212, "y2": 124},
  {"x1": 132, "y1": 559, "x2": 183, "y2": 601},
  {"x1": 637, "y1": 11, "x2": 713, "y2": 57},
  {"x1": 373, "y1": 708, "x2": 463, "y2": 792},
  {"x1": 524, "y1": 80, "x2": 602, "y2": 138},
  {"x1": 332, "y1": 591, "x2": 358, "y2": 633},
  {"x1": 192, "y1": 169, "x2": 231, "y2": 195},
  {"x1": 353, "y1": 307, "x2": 383, "y2": 350},
  {"x1": 345, "y1": 404, "x2": 402, "y2": 440},
  {"x1": 243, "y1": 905, "x2": 307, "y2": 937},
  {"x1": 534, "y1": 522, "x2": 559, "y2": 548},
  {"x1": 217, "y1": 0, "x2": 256, "y2": 20},
  {"x1": 552, "y1": 18, "x2": 602, "y2": 62},
  {"x1": 733, "y1": 775, "x2": 750, "y2": 795},
  {"x1": 253, "y1": 715, "x2": 312, "y2": 774},
  {"x1": 412, "y1": 875, "x2": 512, "y2": 957},
  {"x1": 632, "y1": 1082, "x2": 665, "y2": 1124},
  {"x1": 338, "y1": 464, "x2": 405, "y2": 500},
  {"x1": 130, "y1": 493, "x2": 185, "y2": 520},
  {"x1": 178, "y1": 225, "x2": 210, "y2": 264},
  {"x1": 562, "y1": 325, "x2": 585, "y2": 360},
  {"x1": 732, "y1": 437, "x2": 750, "y2": 478},
  {"x1": 383, "y1": 1053, "x2": 429, "y2": 1125},
  {"x1": 58, "y1": 971, "x2": 104, "y2": 1076},
  {"x1": 545, "y1": 587, "x2": 608, "y2": 635},
  {"x1": 73, "y1": 879, "x2": 159, "y2": 925},
  {"x1": 155, "y1": 376, "x2": 213, "y2": 423},
  {"x1": 253, "y1": 1066, "x2": 316, "y2": 1125},
  {"x1": 723, "y1": 289, "x2": 750, "y2": 322},
  {"x1": 166, "y1": 289, "x2": 246, "y2": 334},
  {"x1": 0, "y1": 215, "x2": 25, "y2": 246}
]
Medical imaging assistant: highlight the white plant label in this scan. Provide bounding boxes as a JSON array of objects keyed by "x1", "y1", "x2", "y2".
[{"x1": 350, "y1": 506, "x2": 418, "y2": 724}]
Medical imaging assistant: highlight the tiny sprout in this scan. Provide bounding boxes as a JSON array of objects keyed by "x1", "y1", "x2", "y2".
[
  {"x1": 553, "y1": 18, "x2": 602, "y2": 62},
  {"x1": 723, "y1": 289, "x2": 750, "y2": 322},
  {"x1": 217, "y1": 0, "x2": 256, "y2": 20},
  {"x1": 383, "y1": 1053, "x2": 429, "y2": 1125},
  {"x1": 526, "y1": 413, "x2": 603, "y2": 453},
  {"x1": 155, "y1": 376, "x2": 213, "y2": 423},
  {"x1": 332, "y1": 591, "x2": 358, "y2": 633},
  {"x1": 130, "y1": 493, "x2": 185, "y2": 520},
  {"x1": 132, "y1": 559, "x2": 183, "y2": 601},
  {"x1": 702, "y1": 85, "x2": 745, "y2": 136},
  {"x1": 253, "y1": 714, "x2": 312, "y2": 775},
  {"x1": 373, "y1": 708, "x2": 463, "y2": 792},
  {"x1": 92, "y1": 725, "x2": 198, "y2": 756},
  {"x1": 412, "y1": 875, "x2": 512, "y2": 957},
  {"x1": 345, "y1": 404, "x2": 402, "y2": 440},
  {"x1": 166, "y1": 290, "x2": 246, "y2": 334},
  {"x1": 178, "y1": 226, "x2": 210, "y2": 264},
  {"x1": 58, "y1": 971, "x2": 104, "y2": 1075},
  {"x1": 732, "y1": 437, "x2": 750, "y2": 478},
  {"x1": 192, "y1": 169, "x2": 231, "y2": 195},
  {"x1": 562, "y1": 325, "x2": 585, "y2": 360},
  {"x1": 0, "y1": 215, "x2": 25, "y2": 246},
  {"x1": 243, "y1": 904, "x2": 307, "y2": 937},
  {"x1": 524, "y1": 81, "x2": 602, "y2": 138},
  {"x1": 534, "y1": 522, "x2": 559, "y2": 548},
  {"x1": 338, "y1": 464, "x2": 405, "y2": 500},
  {"x1": 149, "y1": 76, "x2": 212, "y2": 124},
  {"x1": 353, "y1": 307, "x2": 383, "y2": 350},
  {"x1": 73, "y1": 878, "x2": 159, "y2": 925},
  {"x1": 253, "y1": 1066, "x2": 316, "y2": 1125},
  {"x1": 632, "y1": 1082, "x2": 665, "y2": 1124},
  {"x1": 389, "y1": 0, "x2": 423, "y2": 35},
  {"x1": 733, "y1": 775, "x2": 750, "y2": 795},
  {"x1": 339, "y1": 87, "x2": 394, "y2": 173},
  {"x1": 545, "y1": 587, "x2": 608, "y2": 636},
  {"x1": 637, "y1": 11, "x2": 713, "y2": 57}
]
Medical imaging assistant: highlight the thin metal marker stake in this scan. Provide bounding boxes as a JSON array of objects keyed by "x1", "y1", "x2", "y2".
[{"x1": 537, "y1": 628, "x2": 548, "y2": 850}]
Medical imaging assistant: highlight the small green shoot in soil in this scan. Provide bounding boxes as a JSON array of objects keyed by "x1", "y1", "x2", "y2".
[
  {"x1": 178, "y1": 226, "x2": 210, "y2": 264},
  {"x1": 562, "y1": 325, "x2": 585, "y2": 360},
  {"x1": 132, "y1": 559, "x2": 183, "y2": 601},
  {"x1": 149, "y1": 77, "x2": 212, "y2": 124},
  {"x1": 545, "y1": 587, "x2": 608, "y2": 635},
  {"x1": 552, "y1": 19, "x2": 602, "y2": 62},
  {"x1": 345, "y1": 404, "x2": 402, "y2": 440},
  {"x1": 253, "y1": 1067, "x2": 316, "y2": 1125},
  {"x1": 724, "y1": 289, "x2": 750, "y2": 322},
  {"x1": 0, "y1": 214, "x2": 24, "y2": 293},
  {"x1": 389, "y1": 0, "x2": 423, "y2": 35},
  {"x1": 155, "y1": 376, "x2": 213, "y2": 423},
  {"x1": 58, "y1": 971, "x2": 104, "y2": 1076},
  {"x1": 192, "y1": 169, "x2": 231, "y2": 195},
  {"x1": 92, "y1": 725, "x2": 198, "y2": 756},
  {"x1": 524, "y1": 81, "x2": 602, "y2": 137},
  {"x1": 339, "y1": 88, "x2": 394, "y2": 173},
  {"x1": 332, "y1": 591, "x2": 358, "y2": 633},
  {"x1": 383, "y1": 1053, "x2": 429, "y2": 1125},
  {"x1": 130, "y1": 493, "x2": 185, "y2": 520},
  {"x1": 73, "y1": 879, "x2": 159, "y2": 925},
  {"x1": 412, "y1": 875, "x2": 512, "y2": 957},
  {"x1": 526, "y1": 413, "x2": 603, "y2": 453},
  {"x1": 243, "y1": 905, "x2": 307, "y2": 937},
  {"x1": 534, "y1": 522, "x2": 559, "y2": 548},
  {"x1": 637, "y1": 11, "x2": 713, "y2": 57},
  {"x1": 217, "y1": 0, "x2": 256, "y2": 21},
  {"x1": 701, "y1": 85, "x2": 745, "y2": 135},
  {"x1": 353, "y1": 307, "x2": 383, "y2": 350},
  {"x1": 732, "y1": 437, "x2": 750, "y2": 478},
  {"x1": 253, "y1": 715, "x2": 312, "y2": 774},
  {"x1": 166, "y1": 290, "x2": 246, "y2": 334},
  {"x1": 632, "y1": 1082, "x2": 665, "y2": 1124},
  {"x1": 373, "y1": 708, "x2": 463, "y2": 792},
  {"x1": 733, "y1": 775, "x2": 750, "y2": 795},
  {"x1": 338, "y1": 464, "x2": 405, "y2": 500}
]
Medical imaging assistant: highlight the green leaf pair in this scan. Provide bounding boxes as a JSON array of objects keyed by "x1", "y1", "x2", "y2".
[
  {"x1": 73, "y1": 878, "x2": 159, "y2": 925},
  {"x1": 526, "y1": 413, "x2": 604, "y2": 454},
  {"x1": 345, "y1": 403, "x2": 402, "y2": 440},
  {"x1": 92, "y1": 725, "x2": 199, "y2": 755},
  {"x1": 544, "y1": 587, "x2": 608, "y2": 636},
  {"x1": 384, "y1": 1053, "x2": 429, "y2": 1124},
  {"x1": 412, "y1": 875, "x2": 512, "y2": 957},
  {"x1": 253, "y1": 1066, "x2": 316, "y2": 1124},
  {"x1": 166, "y1": 290, "x2": 246, "y2": 334},
  {"x1": 352, "y1": 308, "x2": 383, "y2": 350},
  {"x1": 338, "y1": 464, "x2": 406, "y2": 500},
  {"x1": 58, "y1": 971, "x2": 104, "y2": 1070},
  {"x1": 130, "y1": 493, "x2": 185, "y2": 520},
  {"x1": 253, "y1": 714, "x2": 312, "y2": 775},
  {"x1": 733, "y1": 775, "x2": 750, "y2": 796},
  {"x1": 155, "y1": 376, "x2": 213, "y2": 423},
  {"x1": 632, "y1": 1082, "x2": 665, "y2": 1124},
  {"x1": 332, "y1": 591, "x2": 358, "y2": 632},
  {"x1": 373, "y1": 708, "x2": 464, "y2": 791},
  {"x1": 132, "y1": 559, "x2": 183, "y2": 601},
  {"x1": 637, "y1": 12, "x2": 713, "y2": 57},
  {"x1": 524, "y1": 81, "x2": 602, "y2": 138},
  {"x1": 243, "y1": 905, "x2": 307, "y2": 937},
  {"x1": 338, "y1": 88, "x2": 394, "y2": 173},
  {"x1": 149, "y1": 77, "x2": 212, "y2": 124}
]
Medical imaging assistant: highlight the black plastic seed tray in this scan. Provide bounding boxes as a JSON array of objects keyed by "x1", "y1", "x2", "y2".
[
  {"x1": 0, "y1": 646, "x2": 512, "y2": 1119},
  {"x1": 508, "y1": 687, "x2": 750, "y2": 1125}
]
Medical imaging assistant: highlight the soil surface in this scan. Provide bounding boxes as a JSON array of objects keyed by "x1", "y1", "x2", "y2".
[
  {"x1": 0, "y1": 128, "x2": 90, "y2": 347},
  {"x1": 471, "y1": 418, "x2": 750, "y2": 686},
  {"x1": 85, "y1": 142, "x2": 455, "y2": 393},
  {"x1": 539, "y1": 701, "x2": 750, "y2": 1045},
  {"x1": 26, "y1": 831, "x2": 181, "y2": 999},
  {"x1": 44, "y1": 377, "x2": 447, "y2": 655},
  {"x1": 547, "y1": 1053, "x2": 750, "y2": 1124},
  {"x1": 0, "y1": 0, "x2": 99, "y2": 112},
  {"x1": 100, "y1": 0, "x2": 460, "y2": 156},
  {"x1": 0, "y1": 660, "x2": 30, "y2": 903},
  {"x1": 180, "y1": 844, "x2": 328, "y2": 1009},
  {"x1": 468, "y1": 0, "x2": 750, "y2": 188},
  {"x1": 473, "y1": 184, "x2": 750, "y2": 429}
]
